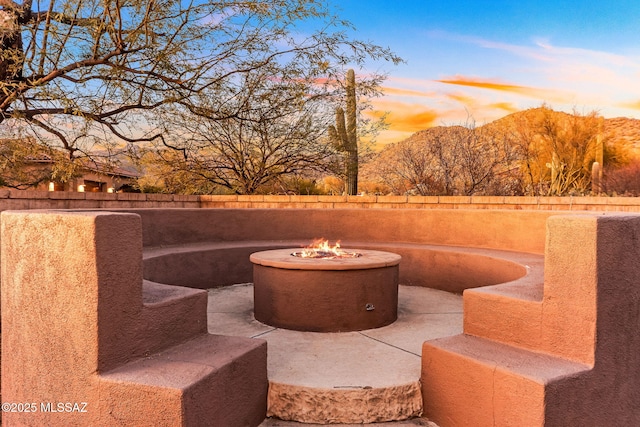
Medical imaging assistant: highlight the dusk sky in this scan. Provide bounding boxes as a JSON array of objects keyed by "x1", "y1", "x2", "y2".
[{"x1": 325, "y1": 0, "x2": 640, "y2": 144}]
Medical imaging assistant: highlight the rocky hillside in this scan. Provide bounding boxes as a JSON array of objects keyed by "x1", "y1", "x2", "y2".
[
  {"x1": 379, "y1": 107, "x2": 640, "y2": 156},
  {"x1": 605, "y1": 117, "x2": 640, "y2": 155},
  {"x1": 485, "y1": 107, "x2": 640, "y2": 157}
]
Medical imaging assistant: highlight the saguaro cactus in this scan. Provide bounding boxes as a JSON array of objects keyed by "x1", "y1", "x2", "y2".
[
  {"x1": 328, "y1": 69, "x2": 358, "y2": 195},
  {"x1": 592, "y1": 117, "x2": 605, "y2": 194},
  {"x1": 591, "y1": 161, "x2": 602, "y2": 194}
]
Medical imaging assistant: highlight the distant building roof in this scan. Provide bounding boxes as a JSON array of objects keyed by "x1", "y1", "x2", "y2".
[{"x1": 2, "y1": 138, "x2": 141, "y2": 180}]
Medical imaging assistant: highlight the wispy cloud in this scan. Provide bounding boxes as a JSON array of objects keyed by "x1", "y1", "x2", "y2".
[
  {"x1": 431, "y1": 31, "x2": 639, "y2": 68},
  {"x1": 427, "y1": 30, "x2": 554, "y2": 62},
  {"x1": 488, "y1": 102, "x2": 520, "y2": 114},
  {"x1": 368, "y1": 31, "x2": 640, "y2": 144},
  {"x1": 470, "y1": 36, "x2": 640, "y2": 104},
  {"x1": 445, "y1": 92, "x2": 477, "y2": 107},
  {"x1": 381, "y1": 86, "x2": 436, "y2": 98},
  {"x1": 618, "y1": 100, "x2": 640, "y2": 111},
  {"x1": 437, "y1": 75, "x2": 574, "y2": 104},
  {"x1": 369, "y1": 81, "x2": 525, "y2": 142},
  {"x1": 438, "y1": 77, "x2": 537, "y2": 95},
  {"x1": 532, "y1": 39, "x2": 638, "y2": 68}
]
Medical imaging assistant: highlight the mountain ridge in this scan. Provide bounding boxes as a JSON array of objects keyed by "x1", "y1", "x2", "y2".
[{"x1": 386, "y1": 107, "x2": 640, "y2": 157}]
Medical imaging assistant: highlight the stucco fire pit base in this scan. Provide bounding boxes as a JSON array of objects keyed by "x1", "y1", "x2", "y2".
[{"x1": 250, "y1": 248, "x2": 401, "y2": 332}]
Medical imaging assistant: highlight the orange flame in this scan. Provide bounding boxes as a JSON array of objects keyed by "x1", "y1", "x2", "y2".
[{"x1": 296, "y1": 239, "x2": 360, "y2": 259}]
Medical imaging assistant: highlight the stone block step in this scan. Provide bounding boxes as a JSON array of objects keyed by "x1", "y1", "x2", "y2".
[
  {"x1": 98, "y1": 333, "x2": 268, "y2": 427},
  {"x1": 422, "y1": 334, "x2": 591, "y2": 426}
]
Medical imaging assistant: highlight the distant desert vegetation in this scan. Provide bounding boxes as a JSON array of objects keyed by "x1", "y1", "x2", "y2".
[
  {"x1": 488, "y1": 108, "x2": 640, "y2": 157},
  {"x1": 361, "y1": 107, "x2": 640, "y2": 196}
]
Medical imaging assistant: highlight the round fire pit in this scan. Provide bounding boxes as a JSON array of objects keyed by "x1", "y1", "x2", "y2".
[{"x1": 250, "y1": 248, "x2": 401, "y2": 332}]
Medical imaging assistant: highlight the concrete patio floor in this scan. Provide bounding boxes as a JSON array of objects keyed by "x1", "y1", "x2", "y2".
[{"x1": 207, "y1": 284, "x2": 463, "y2": 425}]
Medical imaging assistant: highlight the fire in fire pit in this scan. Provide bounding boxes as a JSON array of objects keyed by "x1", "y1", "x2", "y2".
[{"x1": 291, "y1": 239, "x2": 362, "y2": 259}]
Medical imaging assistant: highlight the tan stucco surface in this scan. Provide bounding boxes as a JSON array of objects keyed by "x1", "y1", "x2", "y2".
[
  {"x1": 1, "y1": 210, "x2": 267, "y2": 426},
  {"x1": 422, "y1": 214, "x2": 640, "y2": 426},
  {"x1": 2, "y1": 207, "x2": 640, "y2": 425}
]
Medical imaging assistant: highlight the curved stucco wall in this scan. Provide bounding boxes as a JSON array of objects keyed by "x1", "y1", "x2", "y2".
[
  {"x1": 142, "y1": 242, "x2": 534, "y2": 293},
  {"x1": 128, "y1": 208, "x2": 552, "y2": 253},
  {"x1": 134, "y1": 209, "x2": 547, "y2": 293}
]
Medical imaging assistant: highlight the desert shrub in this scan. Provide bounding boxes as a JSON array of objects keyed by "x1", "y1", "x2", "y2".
[{"x1": 602, "y1": 161, "x2": 640, "y2": 196}]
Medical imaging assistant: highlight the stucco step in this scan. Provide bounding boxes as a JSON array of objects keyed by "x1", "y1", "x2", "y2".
[
  {"x1": 421, "y1": 334, "x2": 591, "y2": 426},
  {"x1": 463, "y1": 280, "x2": 545, "y2": 351},
  {"x1": 142, "y1": 279, "x2": 207, "y2": 306},
  {"x1": 140, "y1": 280, "x2": 209, "y2": 351},
  {"x1": 98, "y1": 333, "x2": 268, "y2": 427}
]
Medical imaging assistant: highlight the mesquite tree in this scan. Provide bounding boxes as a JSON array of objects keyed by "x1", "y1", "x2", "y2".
[
  {"x1": 144, "y1": 71, "x2": 338, "y2": 195},
  {"x1": 328, "y1": 68, "x2": 358, "y2": 195},
  {"x1": 0, "y1": 0, "x2": 401, "y2": 163}
]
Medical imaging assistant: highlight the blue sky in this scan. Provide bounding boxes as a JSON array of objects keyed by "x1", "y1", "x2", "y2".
[{"x1": 323, "y1": 1, "x2": 640, "y2": 143}]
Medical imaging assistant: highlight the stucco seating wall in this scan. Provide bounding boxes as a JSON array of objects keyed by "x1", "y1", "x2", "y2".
[
  {"x1": 422, "y1": 214, "x2": 640, "y2": 426},
  {"x1": 132, "y1": 208, "x2": 549, "y2": 423},
  {"x1": 134, "y1": 208, "x2": 547, "y2": 293},
  {"x1": 142, "y1": 240, "x2": 540, "y2": 293},
  {"x1": 132, "y1": 208, "x2": 640, "y2": 425},
  {"x1": 3, "y1": 207, "x2": 640, "y2": 425},
  {"x1": 1, "y1": 211, "x2": 267, "y2": 426}
]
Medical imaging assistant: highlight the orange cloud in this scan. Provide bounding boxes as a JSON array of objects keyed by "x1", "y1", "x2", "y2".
[
  {"x1": 443, "y1": 93, "x2": 517, "y2": 116},
  {"x1": 487, "y1": 102, "x2": 520, "y2": 113},
  {"x1": 437, "y1": 75, "x2": 575, "y2": 104},
  {"x1": 388, "y1": 110, "x2": 440, "y2": 132},
  {"x1": 446, "y1": 93, "x2": 476, "y2": 106},
  {"x1": 437, "y1": 76, "x2": 538, "y2": 96},
  {"x1": 367, "y1": 99, "x2": 440, "y2": 133},
  {"x1": 381, "y1": 86, "x2": 436, "y2": 98},
  {"x1": 618, "y1": 100, "x2": 640, "y2": 111}
]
